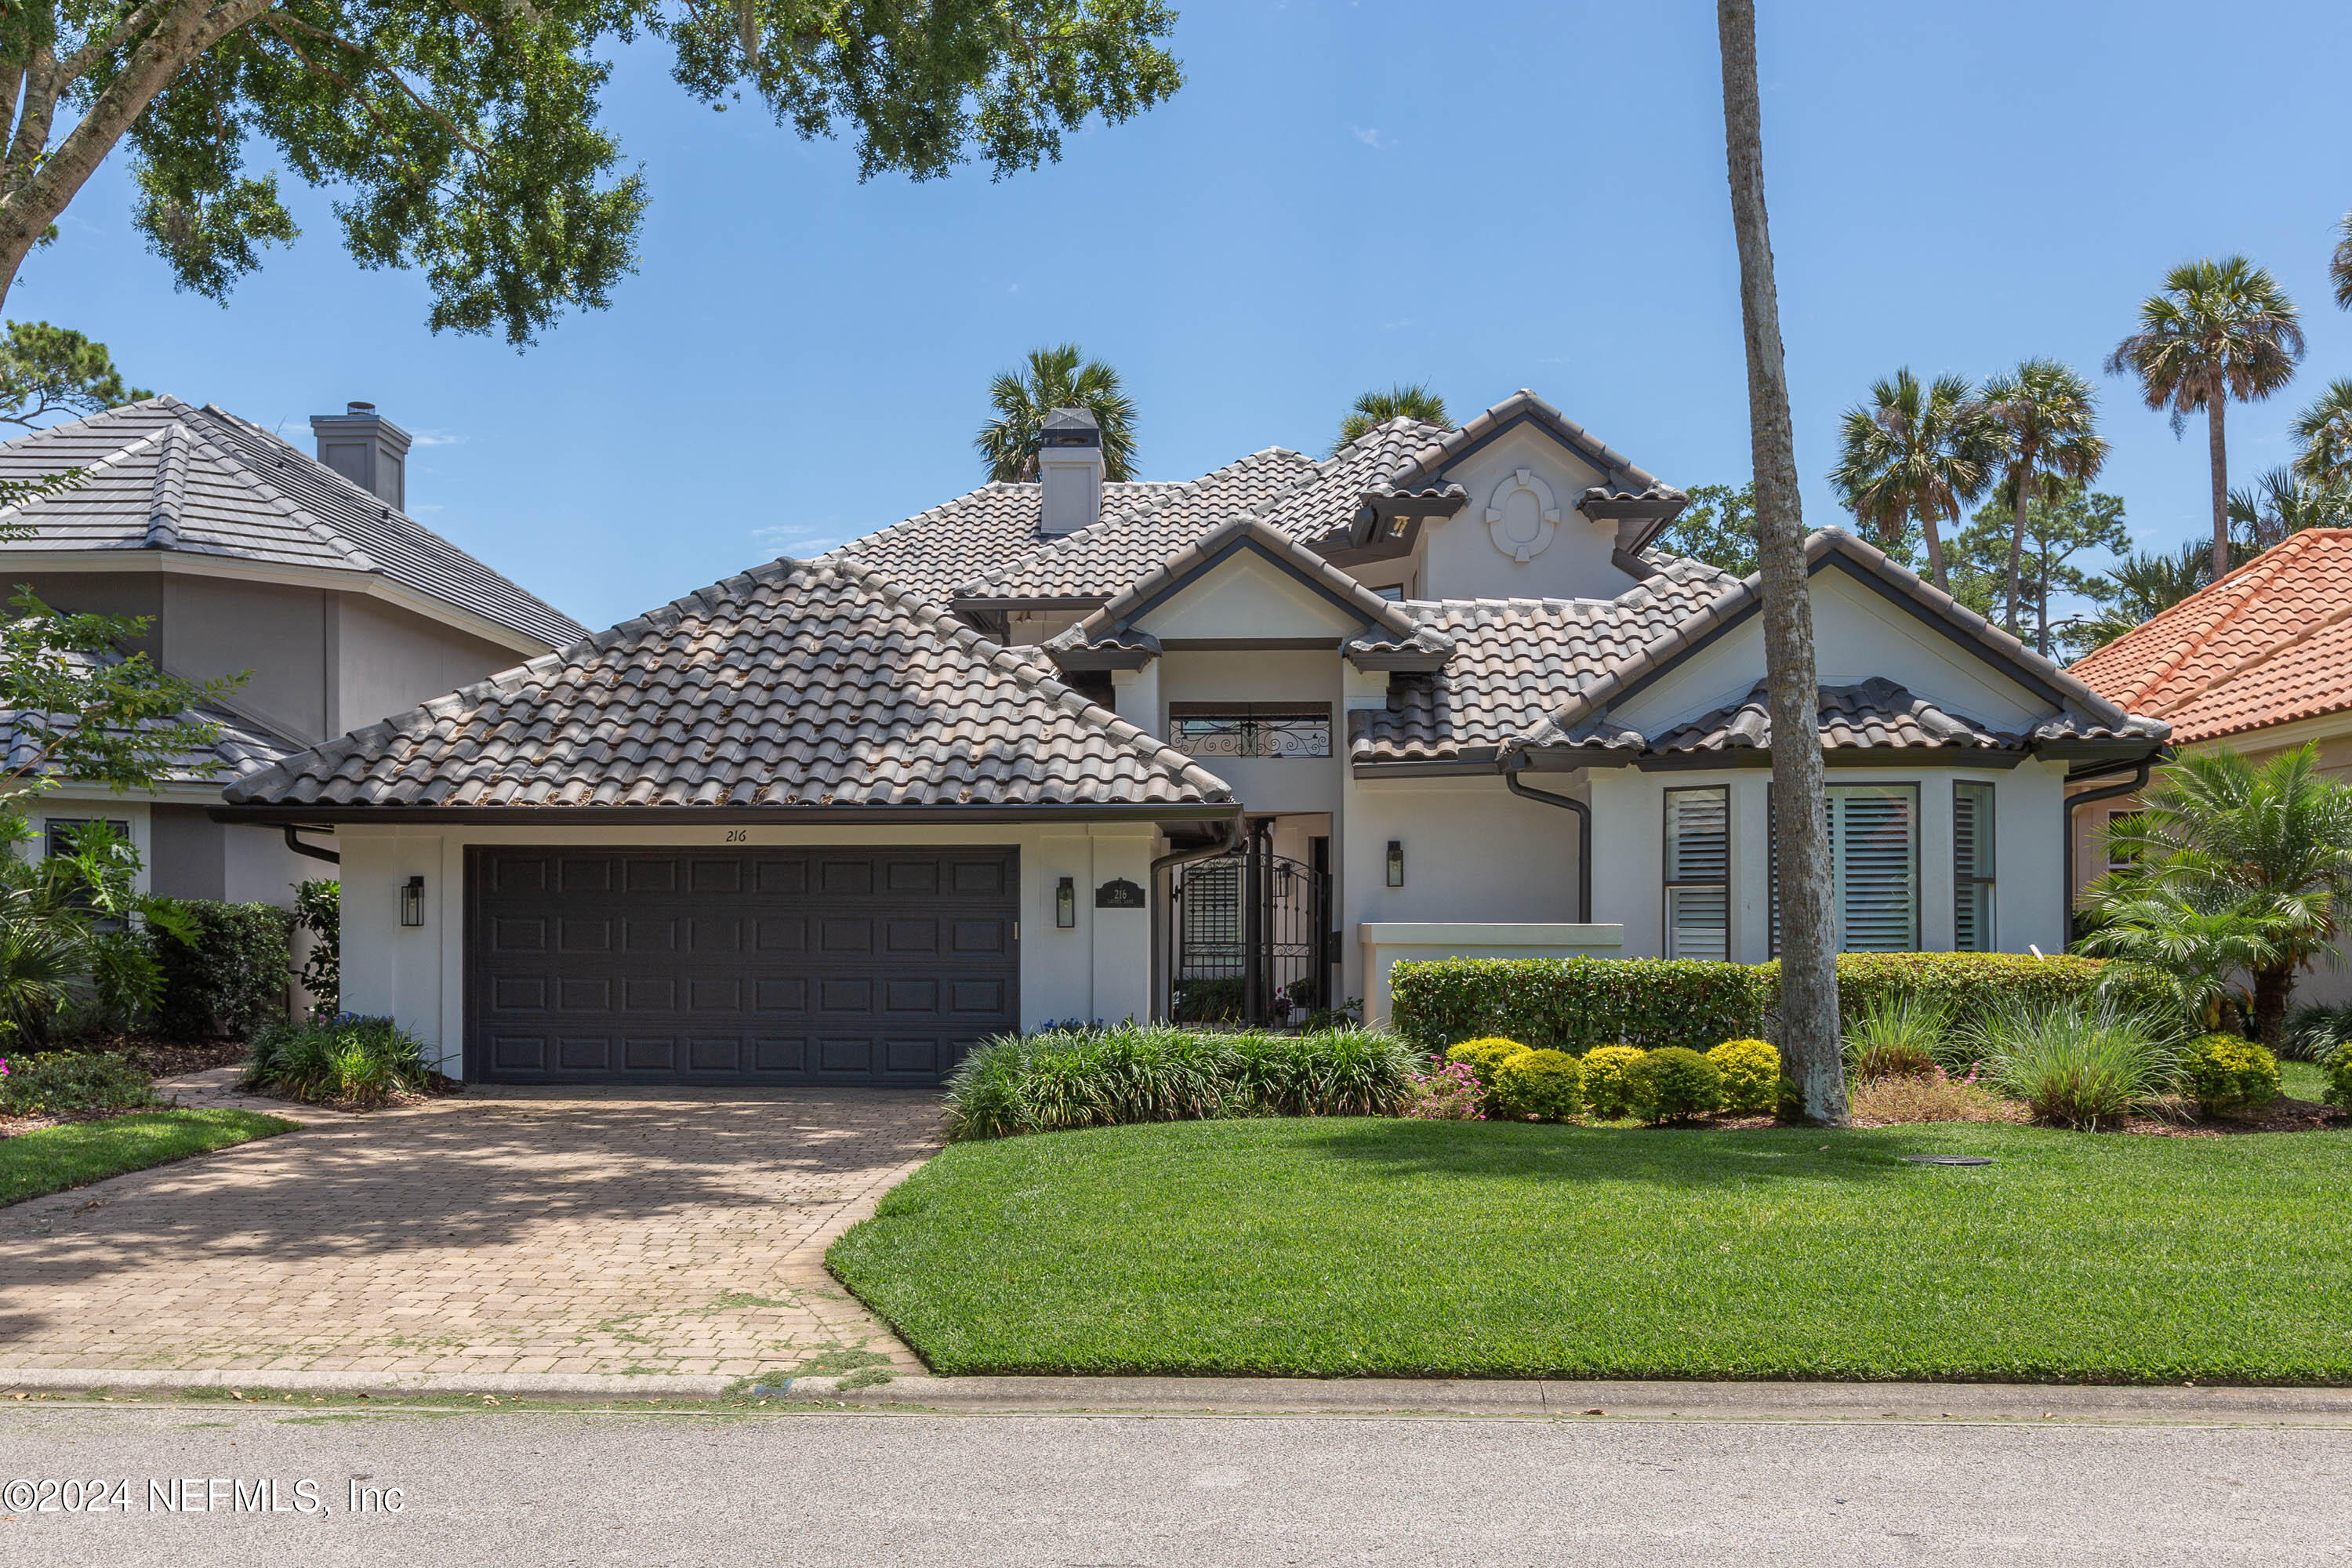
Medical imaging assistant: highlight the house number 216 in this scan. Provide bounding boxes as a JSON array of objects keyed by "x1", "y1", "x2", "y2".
[{"x1": 724, "y1": 829, "x2": 749, "y2": 843}]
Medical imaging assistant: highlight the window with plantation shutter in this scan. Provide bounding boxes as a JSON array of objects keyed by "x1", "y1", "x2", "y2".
[
  {"x1": 1954, "y1": 782, "x2": 1994, "y2": 952},
  {"x1": 1769, "y1": 783, "x2": 1919, "y2": 953},
  {"x1": 1663, "y1": 786, "x2": 1730, "y2": 960}
]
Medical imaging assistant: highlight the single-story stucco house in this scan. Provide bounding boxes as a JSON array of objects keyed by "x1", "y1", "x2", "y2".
[{"x1": 208, "y1": 389, "x2": 2168, "y2": 1085}]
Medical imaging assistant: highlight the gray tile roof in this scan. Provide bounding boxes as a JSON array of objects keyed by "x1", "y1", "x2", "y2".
[
  {"x1": 0, "y1": 397, "x2": 588, "y2": 648},
  {"x1": 842, "y1": 448, "x2": 1321, "y2": 607},
  {"x1": 1504, "y1": 528, "x2": 2169, "y2": 759},
  {"x1": 1348, "y1": 558, "x2": 1740, "y2": 764},
  {"x1": 1651, "y1": 677, "x2": 2027, "y2": 757},
  {"x1": 0, "y1": 650, "x2": 299, "y2": 786},
  {"x1": 223, "y1": 554, "x2": 1232, "y2": 811}
]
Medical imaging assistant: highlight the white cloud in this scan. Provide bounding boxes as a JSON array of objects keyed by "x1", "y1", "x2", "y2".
[
  {"x1": 1349, "y1": 125, "x2": 1391, "y2": 151},
  {"x1": 752, "y1": 524, "x2": 852, "y2": 556},
  {"x1": 408, "y1": 429, "x2": 465, "y2": 447}
]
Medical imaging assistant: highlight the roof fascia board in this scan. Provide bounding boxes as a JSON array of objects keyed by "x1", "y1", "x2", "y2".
[
  {"x1": 1160, "y1": 637, "x2": 1352, "y2": 652},
  {"x1": 1633, "y1": 746, "x2": 2031, "y2": 772},
  {"x1": 1348, "y1": 759, "x2": 1499, "y2": 779},
  {"x1": 1112, "y1": 534, "x2": 1378, "y2": 637},
  {"x1": 2170, "y1": 706, "x2": 2352, "y2": 754},
  {"x1": 208, "y1": 802, "x2": 1240, "y2": 826},
  {"x1": 0, "y1": 547, "x2": 557, "y2": 655}
]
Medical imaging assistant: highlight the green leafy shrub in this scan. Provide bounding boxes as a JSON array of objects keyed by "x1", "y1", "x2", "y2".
[
  {"x1": 1171, "y1": 977, "x2": 1245, "y2": 1023},
  {"x1": 151, "y1": 901, "x2": 293, "y2": 1040},
  {"x1": 2329, "y1": 1048, "x2": 2352, "y2": 1111},
  {"x1": 1580, "y1": 1044, "x2": 1646, "y2": 1119},
  {"x1": 1625, "y1": 1046, "x2": 1724, "y2": 1123},
  {"x1": 2182, "y1": 1033, "x2": 2282, "y2": 1114},
  {"x1": 1388, "y1": 952, "x2": 2177, "y2": 1056},
  {"x1": 942, "y1": 1024, "x2": 1418, "y2": 1141},
  {"x1": 1445, "y1": 1036, "x2": 1530, "y2": 1077},
  {"x1": 1969, "y1": 999, "x2": 2183, "y2": 1130},
  {"x1": 243, "y1": 1013, "x2": 428, "y2": 1107},
  {"x1": 1494, "y1": 1048, "x2": 1584, "y2": 1122},
  {"x1": 1708, "y1": 1038, "x2": 1780, "y2": 1113},
  {"x1": 0, "y1": 1049, "x2": 156, "y2": 1114},
  {"x1": 294, "y1": 879, "x2": 339, "y2": 1012}
]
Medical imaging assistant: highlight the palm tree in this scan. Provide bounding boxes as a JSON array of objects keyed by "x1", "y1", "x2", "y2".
[
  {"x1": 2292, "y1": 378, "x2": 2352, "y2": 492},
  {"x1": 1716, "y1": 0, "x2": 1843, "y2": 1125},
  {"x1": 2332, "y1": 212, "x2": 2352, "y2": 313},
  {"x1": 2078, "y1": 745, "x2": 2352, "y2": 1047},
  {"x1": 2107, "y1": 257, "x2": 2304, "y2": 583},
  {"x1": 2076, "y1": 537, "x2": 2259, "y2": 651},
  {"x1": 2228, "y1": 466, "x2": 2352, "y2": 552},
  {"x1": 1980, "y1": 361, "x2": 2107, "y2": 637},
  {"x1": 1330, "y1": 383, "x2": 1449, "y2": 456},
  {"x1": 974, "y1": 344, "x2": 1138, "y2": 482},
  {"x1": 1828, "y1": 368, "x2": 1999, "y2": 590}
]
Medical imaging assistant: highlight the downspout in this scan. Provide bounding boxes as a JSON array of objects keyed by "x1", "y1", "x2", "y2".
[
  {"x1": 2061, "y1": 753, "x2": 2155, "y2": 917},
  {"x1": 1504, "y1": 756, "x2": 1592, "y2": 924},
  {"x1": 284, "y1": 825, "x2": 340, "y2": 866}
]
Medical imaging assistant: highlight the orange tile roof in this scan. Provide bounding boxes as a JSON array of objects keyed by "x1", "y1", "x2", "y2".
[{"x1": 2069, "y1": 528, "x2": 2352, "y2": 744}]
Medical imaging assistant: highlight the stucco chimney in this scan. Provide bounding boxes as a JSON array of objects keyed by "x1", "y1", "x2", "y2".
[
  {"x1": 1037, "y1": 407, "x2": 1104, "y2": 535},
  {"x1": 310, "y1": 401, "x2": 413, "y2": 510}
]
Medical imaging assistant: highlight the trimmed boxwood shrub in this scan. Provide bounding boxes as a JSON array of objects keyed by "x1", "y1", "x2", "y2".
[
  {"x1": 1581, "y1": 1044, "x2": 1646, "y2": 1120},
  {"x1": 151, "y1": 900, "x2": 295, "y2": 1041},
  {"x1": 1388, "y1": 953, "x2": 2178, "y2": 1056},
  {"x1": 2330, "y1": 1049, "x2": 2352, "y2": 1112},
  {"x1": 2183, "y1": 1033, "x2": 2281, "y2": 1114},
  {"x1": 1626, "y1": 1046, "x2": 1724, "y2": 1123},
  {"x1": 1494, "y1": 1047, "x2": 1584, "y2": 1122},
  {"x1": 1708, "y1": 1038, "x2": 1780, "y2": 1113}
]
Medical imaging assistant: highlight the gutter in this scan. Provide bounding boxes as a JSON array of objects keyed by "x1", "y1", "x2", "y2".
[
  {"x1": 282, "y1": 824, "x2": 339, "y2": 866},
  {"x1": 1504, "y1": 756, "x2": 1593, "y2": 923},
  {"x1": 1150, "y1": 808, "x2": 1244, "y2": 876},
  {"x1": 209, "y1": 802, "x2": 1240, "y2": 826},
  {"x1": 2062, "y1": 753, "x2": 2158, "y2": 915}
]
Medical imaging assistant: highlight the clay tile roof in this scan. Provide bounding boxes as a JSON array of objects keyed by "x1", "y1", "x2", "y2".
[
  {"x1": 223, "y1": 554, "x2": 1232, "y2": 811},
  {"x1": 2068, "y1": 528, "x2": 2352, "y2": 744},
  {"x1": 1047, "y1": 515, "x2": 1450, "y2": 659},
  {"x1": 0, "y1": 397, "x2": 586, "y2": 648},
  {"x1": 1653, "y1": 677, "x2": 2024, "y2": 757},
  {"x1": 1348, "y1": 558, "x2": 1738, "y2": 764}
]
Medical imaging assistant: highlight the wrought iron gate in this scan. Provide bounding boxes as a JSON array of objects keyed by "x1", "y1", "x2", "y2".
[{"x1": 1168, "y1": 826, "x2": 1329, "y2": 1025}]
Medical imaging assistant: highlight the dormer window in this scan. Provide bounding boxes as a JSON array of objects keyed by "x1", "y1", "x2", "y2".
[{"x1": 1168, "y1": 702, "x2": 1331, "y2": 759}]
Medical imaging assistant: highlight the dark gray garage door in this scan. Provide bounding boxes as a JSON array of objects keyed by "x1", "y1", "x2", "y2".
[{"x1": 466, "y1": 846, "x2": 1019, "y2": 1086}]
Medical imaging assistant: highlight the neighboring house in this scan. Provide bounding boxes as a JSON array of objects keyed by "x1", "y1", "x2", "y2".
[
  {"x1": 0, "y1": 396, "x2": 587, "y2": 904},
  {"x1": 2069, "y1": 528, "x2": 2352, "y2": 1004},
  {"x1": 213, "y1": 389, "x2": 2168, "y2": 1086}
]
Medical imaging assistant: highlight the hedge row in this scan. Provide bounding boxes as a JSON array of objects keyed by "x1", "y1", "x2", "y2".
[{"x1": 1387, "y1": 953, "x2": 2177, "y2": 1054}]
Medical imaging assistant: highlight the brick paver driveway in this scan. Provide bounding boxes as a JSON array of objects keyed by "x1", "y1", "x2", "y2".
[{"x1": 0, "y1": 1087, "x2": 943, "y2": 1380}]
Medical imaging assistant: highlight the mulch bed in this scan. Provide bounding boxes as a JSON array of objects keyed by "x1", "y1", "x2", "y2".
[
  {"x1": 2119, "y1": 1097, "x2": 2346, "y2": 1138},
  {"x1": 77, "y1": 1036, "x2": 252, "y2": 1077}
]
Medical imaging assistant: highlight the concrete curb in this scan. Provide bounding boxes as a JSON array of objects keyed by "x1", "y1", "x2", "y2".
[{"x1": 5, "y1": 1367, "x2": 2352, "y2": 1423}]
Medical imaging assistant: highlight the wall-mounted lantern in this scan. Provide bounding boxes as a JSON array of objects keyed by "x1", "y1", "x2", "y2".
[
  {"x1": 401, "y1": 875, "x2": 426, "y2": 927},
  {"x1": 1055, "y1": 876, "x2": 1076, "y2": 928},
  {"x1": 1385, "y1": 840, "x2": 1405, "y2": 887}
]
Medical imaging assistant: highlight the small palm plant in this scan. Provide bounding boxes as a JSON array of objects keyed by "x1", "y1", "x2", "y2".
[
  {"x1": 2107, "y1": 257, "x2": 2305, "y2": 584},
  {"x1": 973, "y1": 344, "x2": 1138, "y2": 482},
  {"x1": 1829, "y1": 368, "x2": 2002, "y2": 589},
  {"x1": 1331, "y1": 383, "x2": 1448, "y2": 455}
]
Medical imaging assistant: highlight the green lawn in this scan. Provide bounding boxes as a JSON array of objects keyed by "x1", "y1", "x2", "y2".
[
  {"x1": 0, "y1": 1109, "x2": 296, "y2": 1206},
  {"x1": 829, "y1": 1117, "x2": 2352, "y2": 1383},
  {"x1": 2283, "y1": 1060, "x2": 2332, "y2": 1102}
]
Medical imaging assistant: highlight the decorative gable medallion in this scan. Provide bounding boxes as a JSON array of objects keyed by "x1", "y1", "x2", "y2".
[{"x1": 1484, "y1": 468, "x2": 1560, "y2": 564}]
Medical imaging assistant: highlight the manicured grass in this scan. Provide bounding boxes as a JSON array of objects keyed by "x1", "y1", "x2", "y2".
[
  {"x1": 830, "y1": 1117, "x2": 2352, "y2": 1383},
  {"x1": 0, "y1": 1109, "x2": 296, "y2": 1206},
  {"x1": 2282, "y1": 1060, "x2": 2332, "y2": 1103}
]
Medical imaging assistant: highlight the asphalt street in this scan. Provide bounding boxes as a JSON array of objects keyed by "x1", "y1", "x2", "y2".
[{"x1": 2, "y1": 1403, "x2": 2346, "y2": 1566}]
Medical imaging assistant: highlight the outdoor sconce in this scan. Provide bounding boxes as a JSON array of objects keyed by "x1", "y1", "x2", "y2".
[
  {"x1": 1056, "y1": 876, "x2": 1076, "y2": 928},
  {"x1": 401, "y1": 875, "x2": 426, "y2": 927},
  {"x1": 1385, "y1": 840, "x2": 1405, "y2": 887}
]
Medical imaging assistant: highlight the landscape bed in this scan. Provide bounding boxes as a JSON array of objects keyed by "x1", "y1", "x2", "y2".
[
  {"x1": 0, "y1": 1108, "x2": 295, "y2": 1206},
  {"x1": 829, "y1": 1116, "x2": 2352, "y2": 1383}
]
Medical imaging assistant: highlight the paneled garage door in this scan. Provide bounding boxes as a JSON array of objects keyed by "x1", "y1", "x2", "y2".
[{"x1": 466, "y1": 846, "x2": 1019, "y2": 1086}]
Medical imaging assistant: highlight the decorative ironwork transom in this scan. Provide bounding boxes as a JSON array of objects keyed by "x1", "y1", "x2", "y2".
[{"x1": 1167, "y1": 702, "x2": 1332, "y2": 760}]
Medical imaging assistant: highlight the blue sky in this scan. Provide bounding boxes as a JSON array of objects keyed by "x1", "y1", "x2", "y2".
[{"x1": 24, "y1": 0, "x2": 2352, "y2": 631}]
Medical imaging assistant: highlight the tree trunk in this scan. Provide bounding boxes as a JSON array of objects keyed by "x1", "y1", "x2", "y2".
[
  {"x1": 2208, "y1": 376, "x2": 2230, "y2": 583},
  {"x1": 1920, "y1": 506, "x2": 1948, "y2": 590},
  {"x1": 2251, "y1": 964, "x2": 2293, "y2": 1050},
  {"x1": 2004, "y1": 468, "x2": 2030, "y2": 637},
  {"x1": 1715, "y1": 0, "x2": 1845, "y2": 1126}
]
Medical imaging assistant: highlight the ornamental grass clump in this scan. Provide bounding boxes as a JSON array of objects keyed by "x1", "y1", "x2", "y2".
[
  {"x1": 1706, "y1": 1038, "x2": 1780, "y2": 1113},
  {"x1": 2182, "y1": 1034, "x2": 2281, "y2": 1115},
  {"x1": 1842, "y1": 993, "x2": 1951, "y2": 1080},
  {"x1": 1625, "y1": 1046, "x2": 1724, "y2": 1124},
  {"x1": 941, "y1": 1024, "x2": 1417, "y2": 1141},
  {"x1": 1494, "y1": 1048, "x2": 1584, "y2": 1122},
  {"x1": 1965, "y1": 999, "x2": 2183, "y2": 1130},
  {"x1": 1580, "y1": 1044, "x2": 1646, "y2": 1120},
  {"x1": 243, "y1": 1013, "x2": 430, "y2": 1108}
]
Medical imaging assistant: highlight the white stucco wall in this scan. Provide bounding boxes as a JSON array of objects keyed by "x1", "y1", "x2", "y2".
[
  {"x1": 1587, "y1": 759, "x2": 2070, "y2": 961},
  {"x1": 1416, "y1": 426, "x2": 1635, "y2": 603},
  {"x1": 336, "y1": 820, "x2": 1159, "y2": 1077},
  {"x1": 1154, "y1": 649, "x2": 1341, "y2": 817}
]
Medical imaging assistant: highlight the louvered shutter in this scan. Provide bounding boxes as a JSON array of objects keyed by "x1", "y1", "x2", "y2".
[
  {"x1": 1830, "y1": 786, "x2": 1917, "y2": 951},
  {"x1": 1953, "y1": 782, "x2": 1994, "y2": 952},
  {"x1": 1664, "y1": 786, "x2": 1730, "y2": 960}
]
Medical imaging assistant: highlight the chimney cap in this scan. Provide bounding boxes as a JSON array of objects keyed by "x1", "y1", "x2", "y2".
[
  {"x1": 346, "y1": 400, "x2": 376, "y2": 415},
  {"x1": 1040, "y1": 407, "x2": 1102, "y2": 448}
]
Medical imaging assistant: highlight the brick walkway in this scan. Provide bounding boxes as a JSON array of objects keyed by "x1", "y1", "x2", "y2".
[{"x1": 0, "y1": 1082, "x2": 943, "y2": 1381}]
